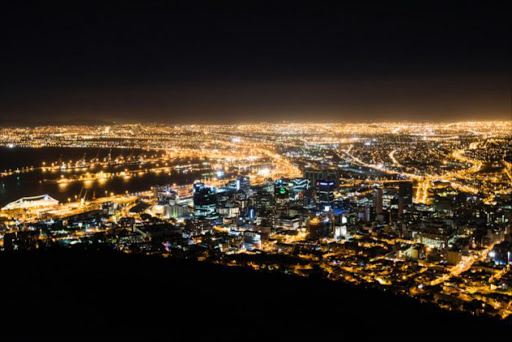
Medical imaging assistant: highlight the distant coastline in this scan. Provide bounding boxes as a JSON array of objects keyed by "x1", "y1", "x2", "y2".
[{"x1": 0, "y1": 119, "x2": 115, "y2": 127}]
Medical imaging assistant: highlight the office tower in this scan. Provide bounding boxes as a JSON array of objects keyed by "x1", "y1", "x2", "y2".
[
  {"x1": 274, "y1": 179, "x2": 289, "y2": 199},
  {"x1": 227, "y1": 175, "x2": 251, "y2": 192},
  {"x1": 237, "y1": 175, "x2": 250, "y2": 192},
  {"x1": 399, "y1": 182, "x2": 413, "y2": 206},
  {"x1": 193, "y1": 183, "x2": 218, "y2": 219},
  {"x1": 316, "y1": 180, "x2": 336, "y2": 204},
  {"x1": 304, "y1": 168, "x2": 341, "y2": 189},
  {"x1": 289, "y1": 178, "x2": 310, "y2": 192},
  {"x1": 373, "y1": 188, "x2": 383, "y2": 214}
]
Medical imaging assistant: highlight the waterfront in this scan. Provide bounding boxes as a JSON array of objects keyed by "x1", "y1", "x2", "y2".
[
  {"x1": 0, "y1": 122, "x2": 510, "y2": 322},
  {"x1": 2, "y1": 1, "x2": 510, "y2": 339},
  {"x1": 0, "y1": 147, "x2": 205, "y2": 207}
]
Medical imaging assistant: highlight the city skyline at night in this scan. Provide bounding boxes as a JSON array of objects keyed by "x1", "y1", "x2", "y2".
[{"x1": 0, "y1": 1, "x2": 511, "y2": 341}]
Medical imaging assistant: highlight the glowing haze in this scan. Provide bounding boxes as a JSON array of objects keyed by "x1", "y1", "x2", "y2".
[{"x1": 0, "y1": 1, "x2": 510, "y2": 123}]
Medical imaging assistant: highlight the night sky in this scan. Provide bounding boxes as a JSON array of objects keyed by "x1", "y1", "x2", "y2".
[{"x1": 1, "y1": 1, "x2": 510, "y2": 123}]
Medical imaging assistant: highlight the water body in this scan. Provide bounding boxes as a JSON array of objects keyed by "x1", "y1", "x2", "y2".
[{"x1": 0, "y1": 147, "x2": 208, "y2": 206}]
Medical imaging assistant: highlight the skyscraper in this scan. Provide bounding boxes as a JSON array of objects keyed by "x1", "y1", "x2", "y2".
[
  {"x1": 304, "y1": 169, "x2": 341, "y2": 189},
  {"x1": 193, "y1": 183, "x2": 218, "y2": 220},
  {"x1": 373, "y1": 188, "x2": 383, "y2": 215},
  {"x1": 316, "y1": 180, "x2": 336, "y2": 205},
  {"x1": 399, "y1": 182, "x2": 413, "y2": 206}
]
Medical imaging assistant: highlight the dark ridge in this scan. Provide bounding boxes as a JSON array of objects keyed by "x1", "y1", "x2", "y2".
[{"x1": 1, "y1": 248, "x2": 509, "y2": 341}]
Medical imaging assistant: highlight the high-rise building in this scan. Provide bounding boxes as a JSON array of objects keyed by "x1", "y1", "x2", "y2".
[
  {"x1": 164, "y1": 204, "x2": 189, "y2": 219},
  {"x1": 398, "y1": 196, "x2": 404, "y2": 217},
  {"x1": 316, "y1": 180, "x2": 335, "y2": 204},
  {"x1": 399, "y1": 182, "x2": 413, "y2": 206},
  {"x1": 289, "y1": 178, "x2": 310, "y2": 192},
  {"x1": 373, "y1": 188, "x2": 383, "y2": 214},
  {"x1": 227, "y1": 175, "x2": 250, "y2": 192},
  {"x1": 274, "y1": 179, "x2": 289, "y2": 199},
  {"x1": 304, "y1": 168, "x2": 341, "y2": 189},
  {"x1": 237, "y1": 175, "x2": 250, "y2": 192},
  {"x1": 193, "y1": 183, "x2": 218, "y2": 219},
  {"x1": 157, "y1": 188, "x2": 177, "y2": 205}
]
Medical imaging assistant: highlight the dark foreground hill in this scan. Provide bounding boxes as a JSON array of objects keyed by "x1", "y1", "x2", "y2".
[{"x1": 0, "y1": 248, "x2": 509, "y2": 341}]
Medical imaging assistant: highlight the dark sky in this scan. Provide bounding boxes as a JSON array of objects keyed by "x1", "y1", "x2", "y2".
[{"x1": 0, "y1": 1, "x2": 510, "y2": 123}]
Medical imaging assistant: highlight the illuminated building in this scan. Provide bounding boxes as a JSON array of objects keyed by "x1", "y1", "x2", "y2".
[
  {"x1": 274, "y1": 179, "x2": 288, "y2": 197},
  {"x1": 276, "y1": 215, "x2": 301, "y2": 229},
  {"x1": 274, "y1": 179, "x2": 290, "y2": 207},
  {"x1": 308, "y1": 215, "x2": 334, "y2": 239},
  {"x1": 289, "y1": 178, "x2": 310, "y2": 192},
  {"x1": 0, "y1": 120, "x2": 511, "y2": 321},
  {"x1": 2, "y1": 194, "x2": 59, "y2": 210},
  {"x1": 373, "y1": 188, "x2": 383, "y2": 215},
  {"x1": 316, "y1": 180, "x2": 335, "y2": 205},
  {"x1": 193, "y1": 183, "x2": 218, "y2": 220},
  {"x1": 226, "y1": 176, "x2": 250, "y2": 192},
  {"x1": 164, "y1": 204, "x2": 189, "y2": 219},
  {"x1": 242, "y1": 231, "x2": 261, "y2": 250},
  {"x1": 304, "y1": 168, "x2": 341, "y2": 188},
  {"x1": 157, "y1": 187, "x2": 178, "y2": 205},
  {"x1": 490, "y1": 242, "x2": 512, "y2": 265}
]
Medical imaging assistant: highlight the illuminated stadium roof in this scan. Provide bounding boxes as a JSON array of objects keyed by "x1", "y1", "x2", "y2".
[{"x1": 2, "y1": 195, "x2": 59, "y2": 210}]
